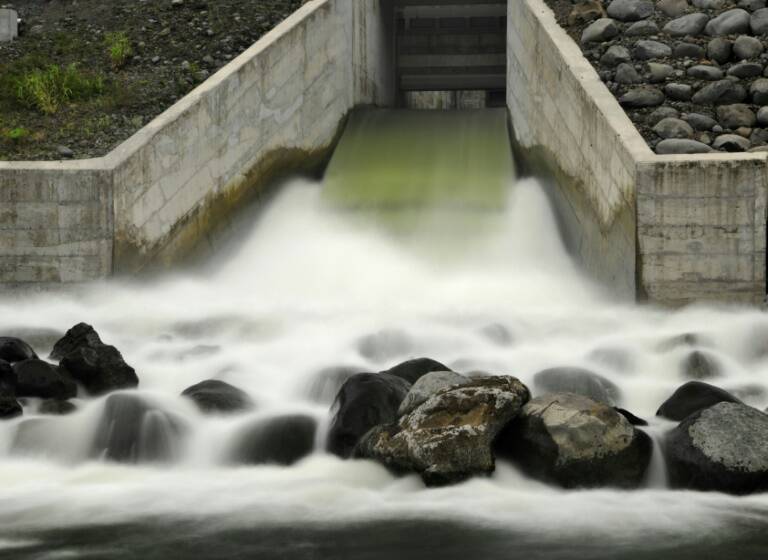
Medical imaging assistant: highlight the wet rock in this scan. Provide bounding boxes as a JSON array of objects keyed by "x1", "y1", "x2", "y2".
[
  {"x1": 633, "y1": 41, "x2": 673, "y2": 61},
  {"x1": 685, "y1": 113, "x2": 718, "y2": 131},
  {"x1": 672, "y1": 42, "x2": 705, "y2": 59},
  {"x1": 751, "y1": 8, "x2": 768, "y2": 35},
  {"x1": 496, "y1": 393, "x2": 652, "y2": 489},
  {"x1": 717, "y1": 104, "x2": 756, "y2": 128},
  {"x1": 181, "y1": 379, "x2": 254, "y2": 414},
  {"x1": 327, "y1": 372, "x2": 410, "y2": 458},
  {"x1": 665, "y1": 402, "x2": 768, "y2": 494},
  {"x1": 733, "y1": 35, "x2": 764, "y2": 60},
  {"x1": 713, "y1": 134, "x2": 751, "y2": 151},
  {"x1": 0, "y1": 359, "x2": 15, "y2": 392},
  {"x1": 727, "y1": 62, "x2": 764, "y2": 78},
  {"x1": 600, "y1": 45, "x2": 631, "y2": 67},
  {"x1": 653, "y1": 116, "x2": 694, "y2": 138},
  {"x1": 619, "y1": 86, "x2": 665, "y2": 108},
  {"x1": 39, "y1": 399, "x2": 77, "y2": 416},
  {"x1": 13, "y1": 360, "x2": 76, "y2": 400},
  {"x1": 0, "y1": 393, "x2": 22, "y2": 420},
  {"x1": 682, "y1": 350, "x2": 722, "y2": 380},
  {"x1": 231, "y1": 414, "x2": 316, "y2": 466},
  {"x1": 705, "y1": 9, "x2": 751, "y2": 36},
  {"x1": 664, "y1": 13, "x2": 710, "y2": 37},
  {"x1": 380, "y1": 357, "x2": 450, "y2": 384},
  {"x1": 655, "y1": 138, "x2": 716, "y2": 153},
  {"x1": 91, "y1": 393, "x2": 187, "y2": 463},
  {"x1": 692, "y1": 80, "x2": 747, "y2": 104},
  {"x1": 53, "y1": 323, "x2": 138, "y2": 396},
  {"x1": 306, "y1": 365, "x2": 361, "y2": 404},
  {"x1": 397, "y1": 371, "x2": 470, "y2": 416},
  {"x1": 687, "y1": 65, "x2": 724, "y2": 81},
  {"x1": 656, "y1": 381, "x2": 742, "y2": 421},
  {"x1": 582, "y1": 18, "x2": 620, "y2": 43},
  {"x1": 614, "y1": 407, "x2": 649, "y2": 426},
  {"x1": 532, "y1": 367, "x2": 621, "y2": 406},
  {"x1": 607, "y1": 0, "x2": 654, "y2": 22},
  {"x1": 588, "y1": 347, "x2": 634, "y2": 373},
  {"x1": 707, "y1": 38, "x2": 732, "y2": 65},
  {"x1": 357, "y1": 376, "x2": 530, "y2": 486},
  {"x1": 0, "y1": 337, "x2": 38, "y2": 363},
  {"x1": 657, "y1": 332, "x2": 710, "y2": 352},
  {"x1": 664, "y1": 83, "x2": 693, "y2": 101},
  {"x1": 357, "y1": 329, "x2": 414, "y2": 363}
]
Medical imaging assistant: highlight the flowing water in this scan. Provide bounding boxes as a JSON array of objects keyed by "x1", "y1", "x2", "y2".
[{"x1": 1, "y1": 110, "x2": 768, "y2": 558}]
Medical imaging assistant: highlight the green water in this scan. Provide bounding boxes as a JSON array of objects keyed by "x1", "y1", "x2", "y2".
[{"x1": 324, "y1": 109, "x2": 514, "y2": 210}]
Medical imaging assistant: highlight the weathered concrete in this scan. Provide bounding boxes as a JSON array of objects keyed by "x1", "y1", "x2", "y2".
[
  {"x1": 0, "y1": 0, "x2": 394, "y2": 286},
  {"x1": 509, "y1": 0, "x2": 768, "y2": 305},
  {"x1": 0, "y1": 9, "x2": 17, "y2": 43}
]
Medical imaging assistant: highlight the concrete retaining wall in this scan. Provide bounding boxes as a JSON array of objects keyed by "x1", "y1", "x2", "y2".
[
  {"x1": 0, "y1": 0, "x2": 393, "y2": 286},
  {"x1": 508, "y1": 0, "x2": 768, "y2": 306}
]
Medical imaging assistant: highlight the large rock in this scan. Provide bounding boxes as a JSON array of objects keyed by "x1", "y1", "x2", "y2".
[
  {"x1": 53, "y1": 324, "x2": 138, "y2": 395},
  {"x1": 705, "y1": 9, "x2": 751, "y2": 36},
  {"x1": 181, "y1": 379, "x2": 254, "y2": 414},
  {"x1": 607, "y1": 0, "x2": 654, "y2": 22},
  {"x1": 655, "y1": 139, "x2": 715, "y2": 153},
  {"x1": 380, "y1": 357, "x2": 450, "y2": 384},
  {"x1": 665, "y1": 402, "x2": 768, "y2": 494},
  {"x1": 582, "y1": 18, "x2": 620, "y2": 43},
  {"x1": 653, "y1": 117, "x2": 694, "y2": 139},
  {"x1": 496, "y1": 393, "x2": 652, "y2": 488},
  {"x1": 0, "y1": 337, "x2": 37, "y2": 363},
  {"x1": 717, "y1": 104, "x2": 756, "y2": 128},
  {"x1": 91, "y1": 393, "x2": 187, "y2": 463},
  {"x1": 0, "y1": 359, "x2": 15, "y2": 391},
  {"x1": 397, "y1": 370, "x2": 469, "y2": 416},
  {"x1": 656, "y1": 381, "x2": 742, "y2": 421},
  {"x1": 356, "y1": 376, "x2": 530, "y2": 486},
  {"x1": 751, "y1": 8, "x2": 768, "y2": 35},
  {"x1": 619, "y1": 86, "x2": 665, "y2": 108},
  {"x1": 230, "y1": 414, "x2": 316, "y2": 466},
  {"x1": 326, "y1": 372, "x2": 410, "y2": 458},
  {"x1": 0, "y1": 393, "x2": 22, "y2": 419},
  {"x1": 664, "y1": 13, "x2": 710, "y2": 37},
  {"x1": 13, "y1": 359, "x2": 76, "y2": 400},
  {"x1": 306, "y1": 365, "x2": 361, "y2": 404},
  {"x1": 532, "y1": 367, "x2": 621, "y2": 405},
  {"x1": 633, "y1": 40, "x2": 672, "y2": 60},
  {"x1": 691, "y1": 80, "x2": 747, "y2": 104}
]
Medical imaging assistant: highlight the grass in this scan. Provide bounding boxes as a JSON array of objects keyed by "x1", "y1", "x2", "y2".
[
  {"x1": 105, "y1": 31, "x2": 132, "y2": 70},
  {"x1": 14, "y1": 63, "x2": 104, "y2": 114}
]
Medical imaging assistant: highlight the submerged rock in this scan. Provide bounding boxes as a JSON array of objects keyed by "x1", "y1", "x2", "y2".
[
  {"x1": 326, "y1": 373, "x2": 410, "y2": 458},
  {"x1": 0, "y1": 394, "x2": 22, "y2": 419},
  {"x1": 357, "y1": 329, "x2": 414, "y2": 363},
  {"x1": 533, "y1": 367, "x2": 621, "y2": 406},
  {"x1": 306, "y1": 365, "x2": 361, "y2": 404},
  {"x1": 357, "y1": 376, "x2": 530, "y2": 486},
  {"x1": 181, "y1": 379, "x2": 254, "y2": 414},
  {"x1": 13, "y1": 359, "x2": 76, "y2": 400},
  {"x1": 380, "y1": 357, "x2": 450, "y2": 385},
  {"x1": 0, "y1": 337, "x2": 38, "y2": 363},
  {"x1": 54, "y1": 324, "x2": 138, "y2": 396},
  {"x1": 665, "y1": 402, "x2": 768, "y2": 494},
  {"x1": 656, "y1": 381, "x2": 742, "y2": 421},
  {"x1": 91, "y1": 393, "x2": 187, "y2": 463},
  {"x1": 681, "y1": 350, "x2": 721, "y2": 380},
  {"x1": 39, "y1": 399, "x2": 77, "y2": 416},
  {"x1": 497, "y1": 393, "x2": 652, "y2": 489},
  {"x1": 231, "y1": 414, "x2": 316, "y2": 466},
  {"x1": 397, "y1": 370, "x2": 470, "y2": 416}
]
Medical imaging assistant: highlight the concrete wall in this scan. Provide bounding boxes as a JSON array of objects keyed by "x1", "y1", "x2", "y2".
[
  {"x1": 0, "y1": 0, "x2": 395, "y2": 286},
  {"x1": 509, "y1": 0, "x2": 768, "y2": 306}
]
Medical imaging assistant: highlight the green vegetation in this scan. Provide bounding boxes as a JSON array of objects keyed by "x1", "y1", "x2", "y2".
[
  {"x1": 15, "y1": 64, "x2": 104, "y2": 114},
  {"x1": 3, "y1": 127, "x2": 31, "y2": 144},
  {"x1": 105, "y1": 31, "x2": 133, "y2": 70}
]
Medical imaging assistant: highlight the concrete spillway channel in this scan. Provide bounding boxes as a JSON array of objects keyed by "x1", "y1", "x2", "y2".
[{"x1": 0, "y1": 0, "x2": 765, "y2": 306}]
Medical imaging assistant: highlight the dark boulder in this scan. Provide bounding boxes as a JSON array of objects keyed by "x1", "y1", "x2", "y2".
[
  {"x1": 39, "y1": 399, "x2": 77, "y2": 416},
  {"x1": 53, "y1": 324, "x2": 138, "y2": 396},
  {"x1": 231, "y1": 414, "x2": 316, "y2": 466},
  {"x1": 356, "y1": 376, "x2": 530, "y2": 486},
  {"x1": 0, "y1": 393, "x2": 22, "y2": 419},
  {"x1": 533, "y1": 367, "x2": 621, "y2": 406},
  {"x1": 615, "y1": 407, "x2": 648, "y2": 427},
  {"x1": 656, "y1": 381, "x2": 741, "y2": 421},
  {"x1": 397, "y1": 370, "x2": 470, "y2": 416},
  {"x1": 91, "y1": 393, "x2": 187, "y2": 463},
  {"x1": 380, "y1": 357, "x2": 451, "y2": 384},
  {"x1": 497, "y1": 393, "x2": 652, "y2": 489},
  {"x1": 181, "y1": 379, "x2": 254, "y2": 414},
  {"x1": 13, "y1": 359, "x2": 76, "y2": 400},
  {"x1": 0, "y1": 359, "x2": 16, "y2": 392},
  {"x1": 665, "y1": 402, "x2": 768, "y2": 494},
  {"x1": 0, "y1": 337, "x2": 37, "y2": 363},
  {"x1": 326, "y1": 373, "x2": 411, "y2": 458}
]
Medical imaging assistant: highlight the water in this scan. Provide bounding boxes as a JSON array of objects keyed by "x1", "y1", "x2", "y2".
[{"x1": 1, "y1": 110, "x2": 768, "y2": 558}]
